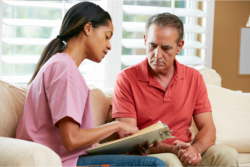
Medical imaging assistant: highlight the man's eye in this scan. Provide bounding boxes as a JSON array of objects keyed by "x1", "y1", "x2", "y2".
[
  {"x1": 149, "y1": 45, "x2": 156, "y2": 49},
  {"x1": 106, "y1": 36, "x2": 110, "y2": 40}
]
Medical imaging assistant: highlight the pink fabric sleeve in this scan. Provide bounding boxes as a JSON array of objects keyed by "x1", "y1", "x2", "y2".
[
  {"x1": 193, "y1": 73, "x2": 212, "y2": 115},
  {"x1": 112, "y1": 73, "x2": 137, "y2": 119},
  {"x1": 45, "y1": 61, "x2": 88, "y2": 127}
]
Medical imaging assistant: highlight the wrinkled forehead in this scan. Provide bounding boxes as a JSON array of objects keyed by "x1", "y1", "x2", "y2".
[{"x1": 146, "y1": 24, "x2": 179, "y2": 43}]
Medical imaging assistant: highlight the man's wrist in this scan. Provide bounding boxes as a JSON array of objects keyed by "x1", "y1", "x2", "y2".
[{"x1": 191, "y1": 143, "x2": 203, "y2": 154}]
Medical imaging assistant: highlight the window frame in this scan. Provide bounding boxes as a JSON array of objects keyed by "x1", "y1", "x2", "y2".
[
  {"x1": 114, "y1": 0, "x2": 215, "y2": 78},
  {"x1": 0, "y1": 0, "x2": 215, "y2": 87},
  {"x1": 0, "y1": 0, "x2": 3, "y2": 79}
]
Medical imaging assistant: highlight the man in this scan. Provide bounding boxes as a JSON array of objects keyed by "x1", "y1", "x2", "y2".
[{"x1": 112, "y1": 13, "x2": 239, "y2": 166}]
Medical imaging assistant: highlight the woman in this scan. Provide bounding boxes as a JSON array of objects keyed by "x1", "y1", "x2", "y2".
[{"x1": 15, "y1": 2, "x2": 166, "y2": 167}]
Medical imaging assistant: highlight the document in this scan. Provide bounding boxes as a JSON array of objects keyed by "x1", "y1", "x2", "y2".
[{"x1": 87, "y1": 121, "x2": 174, "y2": 155}]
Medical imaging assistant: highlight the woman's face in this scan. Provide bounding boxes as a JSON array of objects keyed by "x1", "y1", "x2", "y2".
[{"x1": 86, "y1": 20, "x2": 114, "y2": 63}]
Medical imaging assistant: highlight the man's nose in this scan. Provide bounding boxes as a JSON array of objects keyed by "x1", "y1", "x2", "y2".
[{"x1": 154, "y1": 46, "x2": 163, "y2": 59}]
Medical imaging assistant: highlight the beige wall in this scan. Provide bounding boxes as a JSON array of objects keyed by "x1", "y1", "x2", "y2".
[{"x1": 212, "y1": 1, "x2": 250, "y2": 92}]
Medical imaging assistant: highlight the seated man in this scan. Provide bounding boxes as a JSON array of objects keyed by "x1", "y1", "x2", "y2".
[{"x1": 112, "y1": 12, "x2": 239, "y2": 166}]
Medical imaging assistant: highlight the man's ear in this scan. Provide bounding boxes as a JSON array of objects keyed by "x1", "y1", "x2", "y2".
[
  {"x1": 176, "y1": 39, "x2": 184, "y2": 55},
  {"x1": 143, "y1": 34, "x2": 147, "y2": 46},
  {"x1": 83, "y1": 22, "x2": 92, "y2": 36}
]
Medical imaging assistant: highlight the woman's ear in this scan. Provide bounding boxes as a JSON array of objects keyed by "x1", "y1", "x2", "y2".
[{"x1": 83, "y1": 22, "x2": 92, "y2": 36}]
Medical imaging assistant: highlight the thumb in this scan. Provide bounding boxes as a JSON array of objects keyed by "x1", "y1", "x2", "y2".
[
  {"x1": 173, "y1": 140, "x2": 182, "y2": 145},
  {"x1": 177, "y1": 143, "x2": 190, "y2": 150}
]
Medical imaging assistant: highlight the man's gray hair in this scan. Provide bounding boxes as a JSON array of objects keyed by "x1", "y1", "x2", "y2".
[{"x1": 145, "y1": 12, "x2": 184, "y2": 44}]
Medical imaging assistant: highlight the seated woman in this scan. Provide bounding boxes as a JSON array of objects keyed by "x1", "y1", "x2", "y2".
[{"x1": 15, "y1": 1, "x2": 166, "y2": 167}]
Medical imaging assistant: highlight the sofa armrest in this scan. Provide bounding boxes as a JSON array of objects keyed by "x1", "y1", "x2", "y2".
[{"x1": 0, "y1": 137, "x2": 62, "y2": 166}]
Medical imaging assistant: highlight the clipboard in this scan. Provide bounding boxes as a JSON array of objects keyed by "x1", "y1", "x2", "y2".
[{"x1": 87, "y1": 121, "x2": 174, "y2": 155}]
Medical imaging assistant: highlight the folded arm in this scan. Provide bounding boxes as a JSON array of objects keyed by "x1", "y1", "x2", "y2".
[{"x1": 178, "y1": 112, "x2": 216, "y2": 165}]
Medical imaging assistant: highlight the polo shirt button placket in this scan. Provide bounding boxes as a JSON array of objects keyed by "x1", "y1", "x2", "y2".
[{"x1": 164, "y1": 97, "x2": 171, "y2": 103}]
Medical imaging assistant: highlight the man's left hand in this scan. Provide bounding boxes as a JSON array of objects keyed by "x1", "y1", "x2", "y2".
[
  {"x1": 173, "y1": 140, "x2": 202, "y2": 166},
  {"x1": 178, "y1": 145, "x2": 202, "y2": 166}
]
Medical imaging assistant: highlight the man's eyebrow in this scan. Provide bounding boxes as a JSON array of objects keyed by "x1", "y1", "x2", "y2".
[
  {"x1": 149, "y1": 42, "x2": 157, "y2": 45},
  {"x1": 162, "y1": 45, "x2": 173, "y2": 49},
  {"x1": 149, "y1": 42, "x2": 173, "y2": 49}
]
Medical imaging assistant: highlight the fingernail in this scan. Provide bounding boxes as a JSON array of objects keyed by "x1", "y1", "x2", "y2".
[
  {"x1": 186, "y1": 143, "x2": 190, "y2": 146},
  {"x1": 189, "y1": 161, "x2": 191, "y2": 164}
]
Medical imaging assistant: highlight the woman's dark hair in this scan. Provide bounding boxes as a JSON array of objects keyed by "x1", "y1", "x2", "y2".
[{"x1": 28, "y1": 2, "x2": 112, "y2": 85}]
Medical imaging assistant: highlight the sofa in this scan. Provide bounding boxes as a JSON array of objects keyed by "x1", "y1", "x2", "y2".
[{"x1": 0, "y1": 67, "x2": 250, "y2": 166}]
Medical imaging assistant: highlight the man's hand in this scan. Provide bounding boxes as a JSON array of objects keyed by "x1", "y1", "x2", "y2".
[
  {"x1": 172, "y1": 140, "x2": 191, "y2": 155},
  {"x1": 124, "y1": 140, "x2": 159, "y2": 156},
  {"x1": 173, "y1": 140, "x2": 202, "y2": 166},
  {"x1": 136, "y1": 140, "x2": 159, "y2": 156}
]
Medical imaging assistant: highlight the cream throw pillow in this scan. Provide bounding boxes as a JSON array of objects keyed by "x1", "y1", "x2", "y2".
[
  {"x1": 190, "y1": 85, "x2": 250, "y2": 153},
  {"x1": 0, "y1": 81, "x2": 28, "y2": 138}
]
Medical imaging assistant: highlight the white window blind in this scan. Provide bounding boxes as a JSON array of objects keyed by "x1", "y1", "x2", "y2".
[
  {"x1": 120, "y1": 0, "x2": 215, "y2": 70},
  {"x1": 0, "y1": 0, "x2": 110, "y2": 88}
]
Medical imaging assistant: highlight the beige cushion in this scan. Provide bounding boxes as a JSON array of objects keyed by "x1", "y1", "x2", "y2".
[
  {"x1": 190, "y1": 85, "x2": 250, "y2": 153},
  {"x1": 89, "y1": 86, "x2": 110, "y2": 127},
  {"x1": 194, "y1": 66, "x2": 222, "y2": 87},
  {"x1": 0, "y1": 80, "x2": 29, "y2": 138},
  {"x1": 0, "y1": 137, "x2": 62, "y2": 166},
  {"x1": 239, "y1": 153, "x2": 250, "y2": 165}
]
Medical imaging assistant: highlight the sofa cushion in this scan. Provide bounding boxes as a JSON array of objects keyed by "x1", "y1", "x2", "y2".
[
  {"x1": 190, "y1": 85, "x2": 250, "y2": 153},
  {"x1": 0, "y1": 81, "x2": 29, "y2": 138},
  {"x1": 194, "y1": 66, "x2": 222, "y2": 87},
  {"x1": 89, "y1": 86, "x2": 110, "y2": 127}
]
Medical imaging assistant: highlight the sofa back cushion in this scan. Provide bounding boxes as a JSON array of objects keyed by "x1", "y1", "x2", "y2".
[
  {"x1": 193, "y1": 67, "x2": 222, "y2": 87},
  {"x1": 0, "y1": 81, "x2": 111, "y2": 138},
  {"x1": 190, "y1": 85, "x2": 250, "y2": 153},
  {"x1": 89, "y1": 86, "x2": 110, "y2": 128},
  {"x1": 0, "y1": 80, "x2": 29, "y2": 138}
]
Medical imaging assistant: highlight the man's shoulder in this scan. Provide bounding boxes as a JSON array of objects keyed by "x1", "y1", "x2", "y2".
[
  {"x1": 180, "y1": 63, "x2": 202, "y2": 79},
  {"x1": 117, "y1": 64, "x2": 138, "y2": 79}
]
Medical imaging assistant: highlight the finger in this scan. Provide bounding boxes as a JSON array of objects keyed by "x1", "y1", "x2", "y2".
[
  {"x1": 180, "y1": 150, "x2": 194, "y2": 163},
  {"x1": 136, "y1": 144, "x2": 146, "y2": 156},
  {"x1": 145, "y1": 141, "x2": 150, "y2": 150},
  {"x1": 136, "y1": 144, "x2": 147, "y2": 156},
  {"x1": 177, "y1": 148, "x2": 187, "y2": 158},
  {"x1": 191, "y1": 153, "x2": 201, "y2": 166},
  {"x1": 189, "y1": 155, "x2": 198, "y2": 166},
  {"x1": 193, "y1": 153, "x2": 202, "y2": 166},
  {"x1": 177, "y1": 142, "x2": 190, "y2": 150},
  {"x1": 153, "y1": 140, "x2": 159, "y2": 147},
  {"x1": 137, "y1": 144, "x2": 148, "y2": 154},
  {"x1": 173, "y1": 140, "x2": 182, "y2": 145}
]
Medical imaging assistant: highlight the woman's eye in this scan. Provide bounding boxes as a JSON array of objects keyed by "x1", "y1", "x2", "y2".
[{"x1": 106, "y1": 36, "x2": 109, "y2": 40}]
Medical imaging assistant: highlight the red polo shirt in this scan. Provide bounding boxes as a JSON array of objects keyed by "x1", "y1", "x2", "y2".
[{"x1": 112, "y1": 58, "x2": 212, "y2": 144}]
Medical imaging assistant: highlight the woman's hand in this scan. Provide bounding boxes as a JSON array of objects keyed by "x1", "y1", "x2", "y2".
[{"x1": 117, "y1": 121, "x2": 139, "y2": 137}]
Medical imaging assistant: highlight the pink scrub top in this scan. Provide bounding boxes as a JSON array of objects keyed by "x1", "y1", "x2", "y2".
[{"x1": 16, "y1": 53, "x2": 94, "y2": 167}]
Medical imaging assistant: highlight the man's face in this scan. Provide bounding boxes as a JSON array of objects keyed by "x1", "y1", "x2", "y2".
[{"x1": 144, "y1": 24, "x2": 184, "y2": 73}]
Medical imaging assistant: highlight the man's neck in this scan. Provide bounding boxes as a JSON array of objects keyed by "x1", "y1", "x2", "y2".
[{"x1": 149, "y1": 63, "x2": 175, "y2": 91}]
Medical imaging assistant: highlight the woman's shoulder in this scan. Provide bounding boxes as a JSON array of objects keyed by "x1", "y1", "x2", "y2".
[{"x1": 42, "y1": 53, "x2": 87, "y2": 89}]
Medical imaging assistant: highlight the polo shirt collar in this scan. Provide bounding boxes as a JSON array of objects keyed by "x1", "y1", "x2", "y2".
[{"x1": 137, "y1": 58, "x2": 185, "y2": 82}]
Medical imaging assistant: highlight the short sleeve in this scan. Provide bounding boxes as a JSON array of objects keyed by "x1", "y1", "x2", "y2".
[
  {"x1": 112, "y1": 73, "x2": 137, "y2": 119},
  {"x1": 193, "y1": 73, "x2": 212, "y2": 115},
  {"x1": 45, "y1": 61, "x2": 88, "y2": 127}
]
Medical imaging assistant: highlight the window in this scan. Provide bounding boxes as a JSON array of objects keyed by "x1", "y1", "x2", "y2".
[
  {"x1": 0, "y1": 0, "x2": 108, "y2": 88},
  {"x1": 120, "y1": 0, "x2": 215, "y2": 70},
  {"x1": 0, "y1": 0, "x2": 215, "y2": 88}
]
